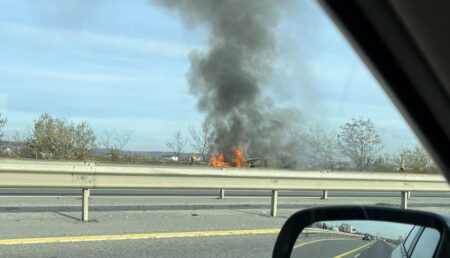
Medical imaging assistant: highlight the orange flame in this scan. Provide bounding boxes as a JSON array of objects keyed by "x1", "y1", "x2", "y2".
[
  {"x1": 231, "y1": 146, "x2": 244, "y2": 167},
  {"x1": 210, "y1": 146, "x2": 248, "y2": 168},
  {"x1": 210, "y1": 152, "x2": 226, "y2": 167}
]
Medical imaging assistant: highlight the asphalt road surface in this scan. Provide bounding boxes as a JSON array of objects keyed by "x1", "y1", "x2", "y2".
[
  {"x1": 292, "y1": 239, "x2": 395, "y2": 258},
  {"x1": 0, "y1": 194, "x2": 447, "y2": 257},
  {"x1": 358, "y1": 241, "x2": 396, "y2": 257},
  {"x1": 0, "y1": 233, "x2": 279, "y2": 258}
]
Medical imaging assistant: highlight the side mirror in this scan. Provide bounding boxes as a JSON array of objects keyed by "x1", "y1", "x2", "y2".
[{"x1": 273, "y1": 206, "x2": 450, "y2": 258}]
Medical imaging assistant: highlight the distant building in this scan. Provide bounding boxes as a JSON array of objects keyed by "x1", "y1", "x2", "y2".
[
  {"x1": 2, "y1": 147, "x2": 11, "y2": 156},
  {"x1": 161, "y1": 155, "x2": 179, "y2": 162},
  {"x1": 0, "y1": 141, "x2": 21, "y2": 156},
  {"x1": 339, "y1": 223, "x2": 353, "y2": 233}
]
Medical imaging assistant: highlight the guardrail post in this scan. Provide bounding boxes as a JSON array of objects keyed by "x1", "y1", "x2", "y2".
[
  {"x1": 219, "y1": 189, "x2": 225, "y2": 199},
  {"x1": 82, "y1": 188, "x2": 90, "y2": 222},
  {"x1": 271, "y1": 190, "x2": 278, "y2": 217},
  {"x1": 321, "y1": 190, "x2": 328, "y2": 200},
  {"x1": 401, "y1": 191, "x2": 408, "y2": 209}
]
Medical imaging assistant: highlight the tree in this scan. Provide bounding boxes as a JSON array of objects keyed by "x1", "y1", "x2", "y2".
[
  {"x1": 372, "y1": 144, "x2": 438, "y2": 173},
  {"x1": 11, "y1": 129, "x2": 32, "y2": 158},
  {"x1": 337, "y1": 118, "x2": 383, "y2": 171},
  {"x1": 72, "y1": 122, "x2": 97, "y2": 160},
  {"x1": 393, "y1": 144, "x2": 437, "y2": 173},
  {"x1": 370, "y1": 154, "x2": 398, "y2": 172},
  {"x1": 303, "y1": 127, "x2": 338, "y2": 170},
  {"x1": 167, "y1": 130, "x2": 188, "y2": 163},
  {"x1": 189, "y1": 118, "x2": 213, "y2": 162},
  {"x1": 101, "y1": 130, "x2": 133, "y2": 162},
  {"x1": 20, "y1": 113, "x2": 96, "y2": 160},
  {"x1": 0, "y1": 114, "x2": 7, "y2": 142}
]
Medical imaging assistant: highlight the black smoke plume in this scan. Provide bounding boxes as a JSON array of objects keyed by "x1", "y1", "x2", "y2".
[{"x1": 154, "y1": 0, "x2": 300, "y2": 166}]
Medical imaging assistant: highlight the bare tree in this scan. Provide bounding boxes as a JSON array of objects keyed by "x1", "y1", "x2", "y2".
[
  {"x1": 0, "y1": 114, "x2": 7, "y2": 142},
  {"x1": 101, "y1": 130, "x2": 133, "y2": 162},
  {"x1": 167, "y1": 130, "x2": 188, "y2": 163},
  {"x1": 337, "y1": 118, "x2": 383, "y2": 171},
  {"x1": 10, "y1": 130, "x2": 30, "y2": 158},
  {"x1": 370, "y1": 154, "x2": 398, "y2": 172},
  {"x1": 72, "y1": 122, "x2": 97, "y2": 160},
  {"x1": 189, "y1": 118, "x2": 213, "y2": 162},
  {"x1": 303, "y1": 127, "x2": 337, "y2": 170},
  {"x1": 391, "y1": 144, "x2": 437, "y2": 173}
]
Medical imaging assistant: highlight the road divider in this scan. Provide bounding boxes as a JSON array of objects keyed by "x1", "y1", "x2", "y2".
[
  {"x1": 333, "y1": 241, "x2": 374, "y2": 258},
  {"x1": 294, "y1": 238, "x2": 355, "y2": 249},
  {"x1": 294, "y1": 227, "x2": 363, "y2": 249},
  {"x1": 0, "y1": 160, "x2": 449, "y2": 221},
  {"x1": 0, "y1": 229, "x2": 281, "y2": 245}
]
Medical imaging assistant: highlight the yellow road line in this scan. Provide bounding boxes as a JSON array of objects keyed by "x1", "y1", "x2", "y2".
[
  {"x1": 0, "y1": 229, "x2": 280, "y2": 245},
  {"x1": 334, "y1": 241, "x2": 374, "y2": 258},
  {"x1": 294, "y1": 238, "x2": 356, "y2": 249}
]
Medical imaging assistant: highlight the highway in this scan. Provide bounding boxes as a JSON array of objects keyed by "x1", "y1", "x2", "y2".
[
  {"x1": 0, "y1": 232, "x2": 279, "y2": 258},
  {"x1": 292, "y1": 239, "x2": 395, "y2": 258},
  {"x1": 0, "y1": 194, "x2": 448, "y2": 257}
]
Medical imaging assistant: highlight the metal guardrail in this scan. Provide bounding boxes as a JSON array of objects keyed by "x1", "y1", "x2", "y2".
[
  {"x1": 300, "y1": 228, "x2": 363, "y2": 240},
  {"x1": 0, "y1": 160, "x2": 449, "y2": 221},
  {"x1": 295, "y1": 228, "x2": 363, "y2": 248}
]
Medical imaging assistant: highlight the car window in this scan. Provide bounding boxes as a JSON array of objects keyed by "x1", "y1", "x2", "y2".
[
  {"x1": 0, "y1": 0, "x2": 439, "y2": 173},
  {"x1": 403, "y1": 226, "x2": 421, "y2": 252},
  {"x1": 0, "y1": 1, "x2": 445, "y2": 258},
  {"x1": 410, "y1": 227, "x2": 440, "y2": 258}
]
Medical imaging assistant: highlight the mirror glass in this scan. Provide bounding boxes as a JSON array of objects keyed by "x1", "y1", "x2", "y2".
[{"x1": 291, "y1": 220, "x2": 440, "y2": 258}]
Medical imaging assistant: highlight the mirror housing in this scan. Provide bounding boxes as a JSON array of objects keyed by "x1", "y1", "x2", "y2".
[{"x1": 272, "y1": 206, "x2": 450, "y2": 258}]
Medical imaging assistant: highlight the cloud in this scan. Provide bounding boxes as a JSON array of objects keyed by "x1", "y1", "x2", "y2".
[
  {"x1": 0, "y1": 21, "x2": 194, "y2": 59},
  {"x1": 0, "y1": 65, "x2": 137, "y2": 83}
]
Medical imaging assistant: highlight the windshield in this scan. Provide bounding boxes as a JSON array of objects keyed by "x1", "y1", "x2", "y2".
[{"x1": 0, "y1": 1, "x2": 446, "y2": 258}]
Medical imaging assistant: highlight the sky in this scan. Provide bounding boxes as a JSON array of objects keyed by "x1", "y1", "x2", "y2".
[{"x1": 0, "y1": 0, "x2": 418, "y2": 152}]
